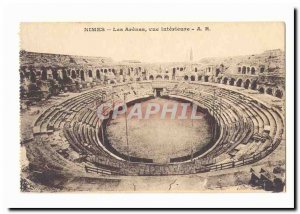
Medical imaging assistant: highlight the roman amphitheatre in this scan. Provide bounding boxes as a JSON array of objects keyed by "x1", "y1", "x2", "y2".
[{"x1": 20, "y1": 49, "x2": 285, "y2": 192}]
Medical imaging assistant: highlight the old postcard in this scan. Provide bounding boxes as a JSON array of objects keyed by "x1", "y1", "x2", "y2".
[{"x1": 19, "y1": 22, "x2": 286, "y2": 193}]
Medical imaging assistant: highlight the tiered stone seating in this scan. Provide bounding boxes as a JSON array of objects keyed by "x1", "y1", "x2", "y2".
[
  {"x1": 167, "y1": 82, "x2": 283, "y2": 167},
  {"x1": 32, "y1": 80, "x2": 285, "y2": 176}
]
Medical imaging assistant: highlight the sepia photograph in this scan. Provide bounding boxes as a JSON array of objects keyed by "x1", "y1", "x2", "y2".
[{"x1": 19, "y1": 22, "x2": 286, "y2": 193}]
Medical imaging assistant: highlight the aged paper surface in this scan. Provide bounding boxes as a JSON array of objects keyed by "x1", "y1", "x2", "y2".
[{"x1": 19, "y1": 22, "x2": 285, "y2": 192}]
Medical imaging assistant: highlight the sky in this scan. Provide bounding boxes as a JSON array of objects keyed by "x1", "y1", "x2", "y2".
[{"x1": 20, "y1": 22, "x2": 285, "y2": 63}]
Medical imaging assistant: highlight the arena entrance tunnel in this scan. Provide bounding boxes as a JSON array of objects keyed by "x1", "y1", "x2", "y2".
[
  {"x1": 154, "y1": 88, "x2": 163, "y2": 97},
  {"x1": 97, "y1": 95, "x2": 221, "y2": 164}
]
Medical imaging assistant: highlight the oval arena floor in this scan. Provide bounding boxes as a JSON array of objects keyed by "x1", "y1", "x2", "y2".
[{"x1": 106, "y1": 97, "x2": 213, "y2": 164}]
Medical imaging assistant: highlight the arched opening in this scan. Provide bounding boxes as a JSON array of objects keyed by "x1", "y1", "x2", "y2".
[
  {"x1": 71, "y1": 70, "x2": 76, "y2": 79},
  {"x1": 259, "y1": 87, "x2": 265, "y2": 94},
  {"x1": 204, "y1": 76, "x2": 209, "y2": 82},
  {"x1": 260, "y1": 67, "x2": 265, "y2": 73},
  {"x1": 222, "y1": 77, "x2": 228, "y2": 84},
  {"x1": 52, "y1": 70, "x2": 59, "y2": 80},
  {"x1": 229, "y1": 78, "x2": 235, "y2": 86},
  {"x1": 164, "y1": 75, "x2": 169, "y2": 80},
  {"x1": 250, "y1": 80, "x2": 257, "y2": 90},
  {"x1": 247, "y1": 67, "x2": 250, "y2": 74},
  {"x1": 216, "y1": 68, "x2": 221, "y2": 77},
  {"x1": 96, "y1": 70, "x2": 100, "y2": 79},
  {"x1": 242, "y1": 66, "x2": 246, "y2": 74},
  {"x1": 30, "y1": 71, "x2": 37, "y2": 83},
  {"x1": 195, "y1": 68, "x2": 197, "y2": 72},
  {"x1": 80, "y1": 70, "x2": 85, "y2": 81},
  {"x1": 88, "y1": 70, "x2": 93, "y2": 78},
  {"x1": 251, "y1": 67, "x2": 256, "y2": 75},
  {"x1": 41, "y1": 69, "x2": 47, "y2": 80},
  {"x1": 236, "y1": 79, "x2": 243, "y2": 87},
  {"x1": 149, "y1": 75, "x2": 154, "y2": 80},
  {"x1": 184, "y1": 75, "x2": 189, "y2": 81},
  {"x1": 198, "y1": 75, "x2": 202, "y2": 81},
  {"x1": 266, "y1": 87, "x2": 273, "y2": 95},
  {"x1": 62, "y1": 70, "x2": 68, "y2": 80},
  {"x1": 156, "y1": 75, "x2": 163, "y2": 80},
  {"x1": 238, "y1": 67, "x2": 241, "y2": 73},
  {"x1": 244, "y1": 79, "x2": 250, "y2": 89},
  {"x1": 172, "y1": 68, "x2": 176, "y2": 79},
  {"x1": 191, "y1": 75, "x2": 195, "y2": 81},
  {"x1": 275, "y1": 89, "x2": 283, "y2": 98},
  {"x1": 120, "y1": 69, "x2": 123, "y2": 75},
  {"x1": 67, "y1": 70, "x2": 71, "y2": 76},
  {"x1": 104, "y1": 69, "x2": 108, "y2": 74}
]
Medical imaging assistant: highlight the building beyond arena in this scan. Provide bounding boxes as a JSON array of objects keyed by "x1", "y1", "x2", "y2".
[{"x1": 19, "y1": 49, "x2": 286, "y2": 192}]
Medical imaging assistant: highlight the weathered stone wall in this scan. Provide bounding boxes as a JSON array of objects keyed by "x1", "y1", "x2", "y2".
[{"x1": 19, "y1": 49, "x2": 285, "y2": 101}]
